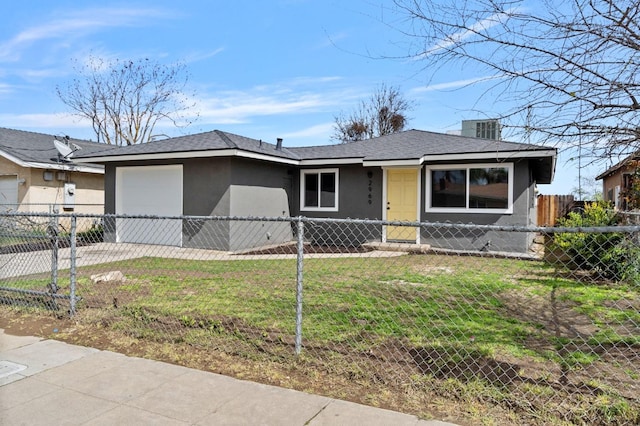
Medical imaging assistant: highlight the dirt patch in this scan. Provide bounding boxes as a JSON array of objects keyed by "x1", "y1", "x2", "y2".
[
  {"x1": 2, "y1": 252, "x2": 638, "y2": 425},
  {"x1": 0, "y1": 310, "x2": 462, "y2": 425},
  {"x1": 2, "y1": 307, "x2": 638, "y2": 426},
  {"x1": 239, "y1": 243, "x2": 374, "y2": 255},
  {"x1": 498, "y1": 288, "x2": 599, "y2": 338}
]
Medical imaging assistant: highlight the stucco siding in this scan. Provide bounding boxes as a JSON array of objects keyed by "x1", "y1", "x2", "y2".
[
  {"x1": 26, "y1": 168, "x2": 104, "y2": 214},
  {"x1": 0, "y1": 157, "x2": 103, "y2": 215},
  {"x1": 293, "y1": 165, "x2": 384, "y2": 246},
  {"x1": 0, "y1": 157, "x2": 27, "y2": 208},
  {"x1": 420, "y1": 160, "x2": 535, "y2": 252},
  {"x1": 228, "y1": 185, "x2": 292, "y2": 251},
  {"x1": 601, "y1": 168, "x2": 631, "y2": 208},
  {"x1": 226, "y1": 158, "x2": 294, "y2": 250},
  {"x1": 183, "y1": 158, "x2": 231, "y2": 216},
  {"x1": 101, "y1": 155, "x2": 540, "y2": 253},
  {"x1": 292, "y1": 165, "x2": 384, "y2": 218}
]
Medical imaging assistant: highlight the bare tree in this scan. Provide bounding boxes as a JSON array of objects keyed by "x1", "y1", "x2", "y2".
[
  {"x1": 57, "y1": 56, "x2": 196, "y2": 146},
  {"x1": 390, "y1": 0, "x2": 640, "y2": 161},
  {"x1": 332, "y1": 84, "x2": 413, "y2": 143},
  {"x1": 572, "y1": 174, "x2": 603, "y2": 201}
]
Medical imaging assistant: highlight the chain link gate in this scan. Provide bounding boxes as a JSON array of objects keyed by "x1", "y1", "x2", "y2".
[{"x1": 0, "y1": 212, "x2": 81, "y2": 313}]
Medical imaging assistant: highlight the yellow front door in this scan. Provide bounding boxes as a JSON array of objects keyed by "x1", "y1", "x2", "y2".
[{"x1": 386, "y1": 168, "x2": 419, "y2": 241}]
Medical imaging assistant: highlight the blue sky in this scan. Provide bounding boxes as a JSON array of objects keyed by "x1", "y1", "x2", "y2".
[{"x1": 0, "y1": 0, "x2": 597, "y2": 195}]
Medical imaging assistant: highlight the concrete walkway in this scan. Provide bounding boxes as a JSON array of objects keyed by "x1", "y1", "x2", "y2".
[{"x1": 0, "y1": 329, "x2": 456, "y2": 425}]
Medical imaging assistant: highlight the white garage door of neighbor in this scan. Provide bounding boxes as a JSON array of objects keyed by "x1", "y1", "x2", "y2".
[
  {"x1": 116, "y1": 165, "x2": 183, "y2": 246},
  {"x1": 0, "y1": 175, "x2": 18, "y2": 212}
]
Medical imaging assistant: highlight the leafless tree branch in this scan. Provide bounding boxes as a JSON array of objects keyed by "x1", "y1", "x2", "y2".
[
  {"x1": 332, "y1": 84, "x2": 414, "y2": 143},
  {"x1": 391, "y1": 0, "x2": 640, "y2": 161},
  {"x1": 56, "y1": 56, "x2": 197, "y2": 146}
]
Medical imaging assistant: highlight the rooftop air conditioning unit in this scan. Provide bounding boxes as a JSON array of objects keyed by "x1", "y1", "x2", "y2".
[{"x1": 461, "y1": 119, "x2": 501, "y2": 140}]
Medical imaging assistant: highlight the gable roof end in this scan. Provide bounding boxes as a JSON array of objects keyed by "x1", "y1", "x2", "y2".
[{"x1": 595, "y1": 151, "x2": 640, "y2": 180}]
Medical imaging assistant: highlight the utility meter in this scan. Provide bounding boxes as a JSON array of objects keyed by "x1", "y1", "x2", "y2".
[{"x1": 63, "y1": 182, "x2": 76, "y2": 211}]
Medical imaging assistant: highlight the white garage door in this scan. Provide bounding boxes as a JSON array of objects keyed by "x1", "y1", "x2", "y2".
[
  {"x1": 0, "y1": 175, "x2": 18, "y2": 212},
  {"x1": 116, "y1": 165, "x2": 183, "y2": 246}
]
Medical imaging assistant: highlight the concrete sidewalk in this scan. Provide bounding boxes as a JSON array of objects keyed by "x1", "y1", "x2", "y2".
[{"x1": 0, "y1": 330, "x2": 456, "y2": 425}]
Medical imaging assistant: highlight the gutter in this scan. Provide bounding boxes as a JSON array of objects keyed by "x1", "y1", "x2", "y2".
[{"x1": 0, "y1": 150, "x2": 104, "y2": 174}]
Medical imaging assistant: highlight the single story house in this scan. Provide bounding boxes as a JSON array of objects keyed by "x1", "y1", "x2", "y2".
[
  {"x1": 596, "y1": 152, "x2": 639, "y2": 210},
  {"x1": 76, "y1": 129, "x2": 556, "y2": 253},
  {"x1": 0, "y1": 127, "x2": 112, "y2": 215}
]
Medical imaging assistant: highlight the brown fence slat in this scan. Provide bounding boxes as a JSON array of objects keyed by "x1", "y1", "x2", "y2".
[{"x1": 537, "y1": 194, "x2": 575, "y2": 226}]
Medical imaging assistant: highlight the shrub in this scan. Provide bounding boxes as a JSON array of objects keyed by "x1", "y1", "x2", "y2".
[
  {"x1": 601, "y1": 237, "x2": 640, "y2": 285},
  {"x1": 77, "y1": 224, "x2": 104, "y2": 244},
  {"x1": 552, "y1": 201, "x2": 640, "y2": 283}
]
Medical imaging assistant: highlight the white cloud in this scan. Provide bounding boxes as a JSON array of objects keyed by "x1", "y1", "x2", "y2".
[
  {"x1": 282, "y1": 122, "x2": 334, "y2": 139},
  {"x1": 288, "y1": 76, "x2": 344, "y2": 86},
  {"x1": 192, "y1": 78, "x2": 352, "y2": 125},
  {"x1": 0, "y1": 112, "x2": 90, "y2": 129},
  {"x1": 196, "y1": 92, "x2": 335, "y2": 124},
  {"x1": 418, "y1": 8, "x2": 517, "y2": 59},
  {"x1": 0, "y1": 77, "x2": 347, "y2": 133},
  {"x1": 0, "y1": 83, "x2": 14, "y2": 94},
  {"x1": 411, "y1": 75, "x2": 499, "y2": 93},
  {"x1": 0, "y1": 7, "x2": 172, "y2": 61},
  {"x1": 19, "y1": 68, "x2": 64, "y2": 80},
  {"x1": 183, "y1": 48, "x2": 226, "y2": 64}
]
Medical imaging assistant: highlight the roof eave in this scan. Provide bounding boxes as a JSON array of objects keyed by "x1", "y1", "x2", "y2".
[
  {"x1": 0, "y1": 149, "x2": 104, "y2": 174},
  {"x1": 421, "y1": 149, "x2": 557, "y2": 162},
  {"x1": 74, "y1": 146, "x2": 557, "y2": 172},
  {"x1": 299, "y1": 157, "x2": 363, "y2": 166},
  {"x1": 363, "y1": 159, "x2": 423, "y2": 167},
  {"x1": 74, "y1": 149, "x2": 300, "y2": 166}
]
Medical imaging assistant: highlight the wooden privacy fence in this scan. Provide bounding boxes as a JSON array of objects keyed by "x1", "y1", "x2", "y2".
[{"x1": 537, "y1": 194, "x2": 575, "y2": 226}]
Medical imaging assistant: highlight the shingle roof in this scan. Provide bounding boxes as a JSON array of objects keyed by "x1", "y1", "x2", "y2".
[
  {"x1": 288, "y1": 129, "x2": 552, "y2": 161},
  {"x1": 595, "y1": 151, "x2": 640, "y2": 180},
  {"x1": 0, "y1": 127, "x2": 116, "y2": 169},
  {"x1": 75, "y1": 129, "x2": 300, "y2": 161},
  {"x1": 75, "y1": 128, "x2": 554, "y2": 162}
]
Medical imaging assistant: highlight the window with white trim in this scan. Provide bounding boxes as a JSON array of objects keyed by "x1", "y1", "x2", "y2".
[
  {"x1": 426, "y1": 163, "x2": 513, "y2": 213},
  {"x1": 300, "y1": 169, "x2": 339, "y2": 211}
]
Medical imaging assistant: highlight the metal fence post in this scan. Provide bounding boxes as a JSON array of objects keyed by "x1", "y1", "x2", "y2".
[
  {"x1": 49, "y1": 211, "x2": 59, "y2": 294},
  {"x1": 69, "y1": 215, "x2": 77, "y2": 317},
  {"x1": 295, "y1": 217, "x2": 304, "y2": 355}
]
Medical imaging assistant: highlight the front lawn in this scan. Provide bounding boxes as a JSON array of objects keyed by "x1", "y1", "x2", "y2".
[{"x1": 2, "y1": 252, "x2": 638, "y2": 425}]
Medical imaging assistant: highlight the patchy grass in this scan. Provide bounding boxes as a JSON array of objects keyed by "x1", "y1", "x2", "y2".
[{"x1": 1, "y1": 252, "x2": 638, "y2": 425}]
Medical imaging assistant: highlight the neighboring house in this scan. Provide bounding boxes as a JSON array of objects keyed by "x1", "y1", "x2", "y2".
[
  {"x1": 75, "y1": 129, "x2": 556, "y2": 253},
  {"x1": 0, "y1": 127, "x2": 111, "y2": 214},
  {"x1": 596, "y1": 152, "x2": 640, "y2": 210}
]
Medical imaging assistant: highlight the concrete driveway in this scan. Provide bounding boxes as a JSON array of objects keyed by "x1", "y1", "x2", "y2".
[{"x1": 0, "y1": 242, "x2": 405, "y2": 280}]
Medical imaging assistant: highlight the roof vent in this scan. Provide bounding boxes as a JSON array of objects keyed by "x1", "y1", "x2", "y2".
[{"x1": 276, "y1": 138, "x2": 283, "y2": 150}]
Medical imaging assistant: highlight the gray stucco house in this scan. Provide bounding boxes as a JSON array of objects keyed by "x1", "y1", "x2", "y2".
[{"x1": 76, "y1": 129, "x2": 556, "y2": 253}]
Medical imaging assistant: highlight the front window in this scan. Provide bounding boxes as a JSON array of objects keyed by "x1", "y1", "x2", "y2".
[
  {"x1": 431, "y1": 169, "x2": 466, "y2": 208},
  {"x1": 427, "y1": 163, "x2": 513, "y2": 213},
  {"x1": 301, "y1": 169, "x2": 339, "y2": 211}
]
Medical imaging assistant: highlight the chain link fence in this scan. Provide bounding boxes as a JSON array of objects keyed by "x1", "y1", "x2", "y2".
[{"x1": 0, "y1": 211, "x2": 638, "y2": 425}]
